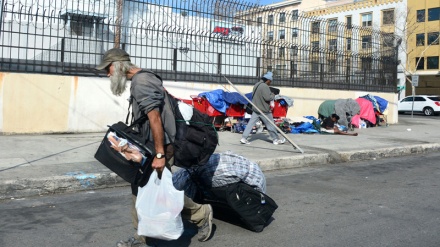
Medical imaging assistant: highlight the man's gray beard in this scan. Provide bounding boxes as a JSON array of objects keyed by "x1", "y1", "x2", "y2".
[{"x1": 110, "y1": 71, "x2": 127, "y2": 96}]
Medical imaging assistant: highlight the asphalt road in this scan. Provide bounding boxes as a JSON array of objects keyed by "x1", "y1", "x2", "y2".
[{"x1": 1, "y1": 152, "x2": 440, "y2": 247}]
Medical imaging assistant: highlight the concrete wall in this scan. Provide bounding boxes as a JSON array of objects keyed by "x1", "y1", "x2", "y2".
[{"x1": 0, "y1": 72, "x2": 398, "y2": 134}]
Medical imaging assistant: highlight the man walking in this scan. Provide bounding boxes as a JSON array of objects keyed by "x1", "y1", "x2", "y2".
[
  {"x1": 240, "y1": 72, "x2": 286, "y2": 145},
  {"x1": 96, "y1": 48, "x2": 213, "y2": 247}
]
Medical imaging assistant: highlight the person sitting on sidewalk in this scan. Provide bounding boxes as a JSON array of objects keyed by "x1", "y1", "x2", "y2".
[
  {"x1": 240, "y1": 72, "x2": 286, "y2": 145},
  {"x1": 321, "y1": 114, "x2": 358, "y2": 136}
]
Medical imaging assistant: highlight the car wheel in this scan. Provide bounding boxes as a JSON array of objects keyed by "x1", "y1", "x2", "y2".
[{"x1": 423, "y1": 107, "x2": 434, "y2": 116}]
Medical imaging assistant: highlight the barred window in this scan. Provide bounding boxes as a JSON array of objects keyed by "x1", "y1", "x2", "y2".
[
  {"x1": 268, "y1": 15, "x2": 274, "y2": 25},
  {"x1": 292, "y1": 27, "x2": 298, "y2": 38},
  {"x1": 257, "y1": 17, "x2": 262, "y2": 26},
  {"x1": 328, "y1": 19, "x2": 337, "y2": 33},
  {"x1": 279, "y1": 12, "x2": 286, "y2": 23},
  {"x1": 279, "y1": 30, "x2": 285, "y2": 40},
  {"x1": 268, "y1": 31, "x2": 274, "y2": 41},
  {"x1": 382, "y1": 9, "x2": 394, "y2": 25},
  {"x1": 346, "y1": 38, "x2": 352, "y2": 50},
  {"x1": 312, "y1": 22, "x2": 320, "y2": 34},
  {"x1": 291, "y1": 10, "x2": 298, "y2": 21},
  {"x1": 362, "y1": 35, "x2": 372, "y2": 49}
]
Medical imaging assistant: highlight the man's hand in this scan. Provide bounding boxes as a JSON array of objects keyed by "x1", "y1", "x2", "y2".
[{"x1": 152, "y1": 157, "x2": 166, "y2": 172}]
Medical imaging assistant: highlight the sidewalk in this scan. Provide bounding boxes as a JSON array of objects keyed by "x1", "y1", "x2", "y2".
[{"x1": 1, "y1": 116, "x2": 439, "y2": 200}]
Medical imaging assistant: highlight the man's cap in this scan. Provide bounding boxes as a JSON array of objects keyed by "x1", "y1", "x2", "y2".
[
  {"x1": 95, "y1": 48, "x2": 131, "y2": 70},
  {"x1": 262, "y1": 71, "x2": 273, "y2": 81}
]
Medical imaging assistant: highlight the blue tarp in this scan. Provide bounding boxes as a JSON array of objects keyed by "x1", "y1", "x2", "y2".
[
  {"x1": 198, "y1": 89, "x2": 228, "y2": 113},
  {"x1": 198, "y1": 90, "x2": 252, "y2": 113},
  {"x1": 222, "y1": 91, "x2": 251, "y2": 105},
  {"x1": 290, "y1": 122, "x2": 319, "y2": 134},
  {"x1": 373, "y1": 96, "x2": 389, "y2": 113}
]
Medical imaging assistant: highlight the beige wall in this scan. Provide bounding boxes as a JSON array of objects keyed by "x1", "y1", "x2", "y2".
[{"x1": 0, "y1": 72, "x2": 398, "y2": 134}]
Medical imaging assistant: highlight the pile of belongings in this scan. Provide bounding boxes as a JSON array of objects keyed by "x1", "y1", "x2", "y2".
[
  {"x1": 351, "y1": 94, "x2": 389, "y2": 128},
  {"x1": 172, "y1": 151, "x2": 266, "y2": 200},
  {"x1": 198, "y1": 89, "x2": 294, "y2": 114}
]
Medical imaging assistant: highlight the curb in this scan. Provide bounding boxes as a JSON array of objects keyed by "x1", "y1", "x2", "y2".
[{"x1": 1, "y1": 143, "x2": 439, "y2": 200}]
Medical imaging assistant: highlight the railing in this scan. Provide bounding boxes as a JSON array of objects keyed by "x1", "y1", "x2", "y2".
[{"x1": 0, "y1": 0, "x2": 399, "y2": 92}]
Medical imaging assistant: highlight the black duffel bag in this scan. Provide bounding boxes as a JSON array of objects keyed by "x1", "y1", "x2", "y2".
[
  {"x1": 94, "y1": 121, "x2": 154, "y2": 186},
  {"x1": 201, "y1": 182, "x2": 278, "y2": 232}
]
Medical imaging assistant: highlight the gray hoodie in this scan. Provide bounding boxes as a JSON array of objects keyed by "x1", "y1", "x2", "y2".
[{"x1": 252, "y1": 80, "x2": 274, "y2": 114}]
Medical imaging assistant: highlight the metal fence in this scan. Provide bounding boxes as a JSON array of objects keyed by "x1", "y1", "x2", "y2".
[{"x1": 0, "y1": 0, "x2": 398, "y2": 92}]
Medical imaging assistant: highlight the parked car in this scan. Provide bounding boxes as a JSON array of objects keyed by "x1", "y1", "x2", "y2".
[{"x1": 398, "y1": 95, "x2": 440, "y2": 116}]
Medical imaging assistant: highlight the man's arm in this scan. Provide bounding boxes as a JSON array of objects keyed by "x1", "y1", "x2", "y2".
[{"x1": 147, "y1": 109, "x2": 166, "y2": 172}]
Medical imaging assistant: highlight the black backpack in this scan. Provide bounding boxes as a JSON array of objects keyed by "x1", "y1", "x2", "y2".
[{"x1": 167, "y1": 93, "x2": 219, "y2": 168}]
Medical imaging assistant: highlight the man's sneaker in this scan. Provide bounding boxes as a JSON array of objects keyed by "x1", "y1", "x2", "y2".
[
  {"x1": 198, "y1": 204, "x2": 213, "y2": 242},
  {"x1": 116, "y1": 237, "x2": 152, "y2": 247},
  {"x1": 240, "y1": 138, "x2": 251, "y2": 144},
  {"x1": 273, "y1": 138, "x2": 286, "y2": 145},
  {"x1": 278, "y1": 137, "x2": 286, "y2": 144}
]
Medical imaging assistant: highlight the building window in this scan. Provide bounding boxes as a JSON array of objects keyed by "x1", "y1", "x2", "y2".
[
  {"x1": 279, "y1": 30, "x2": 285, "y2": 40},
  {"x1": 428, "y1": 8, "x2": 440, "y2": 21},
  {"x1": 416, "y1": 57, "x2": 424, "y2": 70},
  {"x1": 362, "y1": 35, "x2": 372, "y2": 49},
  {"x1": 290, "y1": 45, "x2": 298, "y2": 56},
  {"x1": 292, "y1": 27, "x2": 298, "y2": 38},
  {"x1": 346, "y1": 38, "x2": 352, "y2": 50},
  {"x1": 279, "y1": 47, "x2": 285, "y2": 58},
  {"x1": 267, "y1": 66, "x2": 273, "y2": 73},
  {"x1": 362, "y1": 13, "x2": 372, "y2": 27},
  {"x1": 427, "y1": 56, "x2": 439, "y2": 69},
  {"x1": 328, "y1": 19, "x2": 337, "y2": 33},
  {"x1": 257, "y1": 17, "x2": 262, "y2": 26},
  {"x1": 328, "y1": 39, "x2": 337, "y2": 51},
  {"x1": 268, "y1": 31, "x2": 274, "y2": 41},
  {"x1": 276, "y1": 64, "x2": 287, "y2": 77},
  {"x1": 428, "y1": 32, "x2": 439, "y2": 45},
  {"x1": 328, "y1": 59, "x2": 337, "y2": 73},
  {"x1": 279, "y1": 12, "x2": 286, "y2": 23},
  {"x1": 311, "y1": 41, "x2": 319, "y2": 52},
  {"x1": 417, "y1": 10, "x2": 425, "y2": 22},
  {"x1": 311, "y1": 61, "x2": 320, "y2": 72},
  {"x1": 361, "y1": 57, "x2": 372, "y2": 70},
  {"x1": 291, "y1": 10, "x2": 299, "y2": 21},
  {"x1": 416, "y1": 33, "x2": 425, "y2": 46},
  {"x1": 382, "y1": 9, "x2": 394, "y2": 25},
  {"x1": 346, "y1": 16, "x2": 352, "y2": 29},
  {"x1": 267, "y1": 49, "x2": 273, "y2": 59},
  {"x1": 268, "y1": 15, "x2": 274, "y2": 25},
  {"x1": 312, "y1": 21, "x2": 320, "y2": 34},
  {"x1": 383, "y1": 33, "x2": 394, "y2": 48}
]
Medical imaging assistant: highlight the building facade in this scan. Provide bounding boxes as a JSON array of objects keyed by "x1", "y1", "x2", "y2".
[
  {"x1": 260, "y1": 0, "x2": 406, "y2": 97},
  {"x1": 406, "y1": 0, "x2": 440, "y2": 96}
]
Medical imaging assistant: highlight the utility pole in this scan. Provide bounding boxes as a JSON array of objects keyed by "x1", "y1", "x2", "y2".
[{"x1": 114, "y1": 0, "x2": 124, "y2": 48}]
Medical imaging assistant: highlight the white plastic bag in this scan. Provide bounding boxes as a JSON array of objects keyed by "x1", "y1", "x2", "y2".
[{"x1": 135, "y1": 169, "x2": 184, "y2": 240}]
